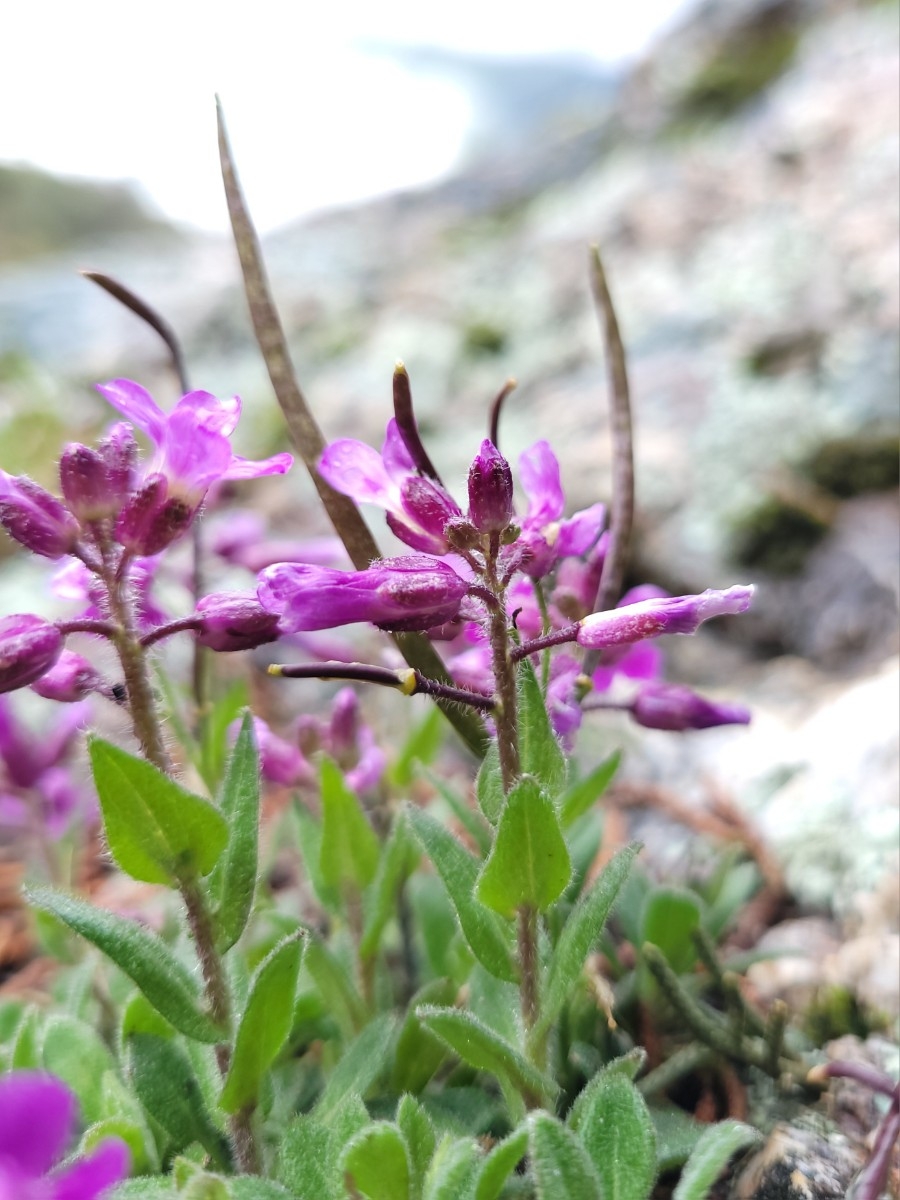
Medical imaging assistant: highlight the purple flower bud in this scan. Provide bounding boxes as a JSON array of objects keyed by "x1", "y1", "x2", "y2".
[
  {"x1": 387, "y1": 476, "x2": 461, "y2": 555},
  {"x1": 258, "y1": 555, "x2": 469, "y2": 632},
  {"x1": 630, "y1": 682, "x2": 751, "y2": 731},
  {"x1": 468, "y1": 439, "x2": 513, "y2": 534},
  {"x1": 194, "y1": 591, "x2": 282, "y2": 651},
  {"x1": 98, "y1": 422, "x2": 139, "y2": 503},
  {"x1": 30, "y1": 649, "x2": 101, "y2": 702},
  {"x1": 0, "y1": 473, "x2": 79, "y2": 558},
  {"x1": 576, "y1": 585, "x2": 754, "y2": 650},
  {"x1": 59, "y1": 426, "x2": 138, "y2": 522},
  {"x1": 115, "y1": 473, "x2": 193, "y2": 556},
  {"x1": 0, "y1": 615, "x2": 63, "y2": 694}
]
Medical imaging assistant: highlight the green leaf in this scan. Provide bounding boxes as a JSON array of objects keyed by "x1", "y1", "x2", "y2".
[
  {"x1": 397, "y1": 1095, "x2": 436, "y2": 1200},
  {"x1": 199, "y1": 678, "x2": 250, "y2": 790},
  {"x1": 341, "y1": 1122, "x2": 411, "y2": 1200},
  {"x1": 360, "y1": 812, "x2": 417, "y2": 960},
  {"x1": 89, "y1": 738, "x2": 227, "y2": 885},
  {"x1": 422, "y1": 1136, "x2": 481, "y2": 1200},
  {"x1": 41, "y1": 1014, "x2": 116, "y2": 1124},
  {"x1": 81, "y1": 1115, "x2": 157, "y2": 1177},
  {"x1": 425, "y1": 769, "x2": 492, "y2": 857},
  {"x1": 539, "y1": 843, "x2": 639, "y2": 1035},
  {"x1": 528, "y1": 1112, "x2": 601, "y2": 1199},
  {"x1": 293, "y1": 802, "x2": 340, "y2": 912},
  {"x1": 319, "y1": 756, "x2": 380, "y2": 890},
  {"x1": 476, "y1": 777, "x2": 571, "y2": 917},
  {"x1": 579, "y1": 1074, "x2": 657, "y2": 1200},
  {"x1": 277, "y1": 1117, "x2": 336, "y2": 1200},
  {"x1": 559, "y1": 752, "x2": 621, "y2": 827},
  {"x1": 518, "y1": 659, "x2": 566, "y2": 798},
  {"x1": 27, "y1": 887, "x2": 223, "y2": 1042},
  {"x1": 391, "y1": 706, "x2": 445, "y2": 788},
  {"x1": 220, "y1": 932, "x2": 304, "y2": 1114},
  {"x1": 672, "y1": 1121, "x2": 761, "y2": 1200},
  {"x1": 209, "y1": 711, "x2": 260, "y2": 952},
  {"x1": 567, "y1": 1049, "x2": 648, "y2": 1131},
  {"x1": 640, "y1": 888, "x2": 702, "y2": 976},
  {"x1": 474, "y1": 1126, "x2": 528, "y2": 1200},
  {"x1": 475, "y1": 743, "x2": 504, "y2": 824},
  {"x1": 407, "y1": 805, "x2": 516, "y2": 983},
  {"x1": 126, "y1": 1033, "x2": 231, "y2": 1167},
  {"x1": 229, "y1": 1180, "x2": 294, "y2": 1200},
  {"x1": 392, "y1": 979, "x2": 457, "y2": 1094},
  {"x1": 649, "y1": 1106, "x2": 707, "y2": 1173},
  {"x1": 303, "y1": 933, "x2": 367, "y2": 1038},
  {"x1": 315, "y1": 1013, "x2": 397, "y2": 1120},
  {"x1": 111, "y1": 1180, "x2": 178, "y2": 1199},
  {"x1": 416, "y1": 1006, "x2": 556, "y2": 1108}
]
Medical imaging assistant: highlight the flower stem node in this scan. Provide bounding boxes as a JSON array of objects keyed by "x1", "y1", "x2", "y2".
[{"x1": 0, "y1": 614, "x2": 63, "y2": 694}]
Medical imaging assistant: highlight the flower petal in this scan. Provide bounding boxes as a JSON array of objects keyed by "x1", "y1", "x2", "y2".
[
  {"x1": 95, "y1": 380, "x2": 166, "y2": 444},
  {"x1": 51, "y1": 1136, "x2": 130, "y2": 1200},
  {"x1": 319, "y1": 439, "x2": 399, "y2": 507},
  {"x1": 0, "y1": 1071, "x2": 75, "y2": 1175},
  {"x1": 519, "y1": 441, "x2": 564, "y2": 525},
  {"x1": 222, "y1": 452, "x2": 293, "y2": 482}
]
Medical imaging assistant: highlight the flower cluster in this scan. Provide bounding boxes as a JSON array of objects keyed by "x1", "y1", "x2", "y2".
[
  {"x1": 0, "y1": 382, "x2": 292, "y2": 701},
  {"x1": 256, "y1": 423, "x2": 752, "y2": 738}
]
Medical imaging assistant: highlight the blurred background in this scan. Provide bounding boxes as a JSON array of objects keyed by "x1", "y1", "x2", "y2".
[{"x1": 1, "y1": 0, "x2": 898, "y2": 906}]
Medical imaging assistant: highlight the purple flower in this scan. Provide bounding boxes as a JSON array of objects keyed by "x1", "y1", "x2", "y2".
[
  {"x1": 231, "y1": 716, "x2": 312, "y2": 788},
  {"x1": 299, "y1": 687, "x2": 386, "y2": 794},
  {"x1": 577, "y1": 585, "x2": 754, "y2": 650},
  {"x1": 517, "y1": 441, "x2": 606, "y2": 578},
  {"x1": 630, "y1": 682, "x2": 752, "y2": 731},
  {"x1": 212, "y1": 511, "x2": 346, "y2": 573},
  {"x1": 0, "y1": 614, "x2": 63, "y2": 693},
  {"x1": 0, "y1": 1071, "x2": 128, "y2": 1199},
  {"x1": 96, "y1": 380, "x2": 292, "y2": 554},
  {"x1": 468, "y1": 440, "x2": 513, "y2": 534},
  {"x1": 318, "y1": 420, "x2": 461, "y2": 555},
  {"x1": 0, "y1": 697, "x2": 92, "y2": 835},
  {"x1": 30, "y1": 649, "x2": 102, "y2": 702},
  {"x1": 193, "y1": 591, "x2": 283, "y2": 652},
  {"x1": 258, "y1": 555, "x2": 470, "y2": 632},
  {"x1": 58, "y1": 425, "x2": 138, "y2": 523},
  {"x1": 0, "y1": 474, "x2": 80, "y2": 559}
]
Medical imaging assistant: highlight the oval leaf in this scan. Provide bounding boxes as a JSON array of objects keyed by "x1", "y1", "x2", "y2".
[
  {"x1": 220, "y1": 932, "x2": 304, "y2": 1114},
  {"x1": 475, "y1": 777, "x2": 571, "y2": 917},
  {"x1": 210, "y1": 711, "x2": 260, "y2": 952},
  {"x1": 89, "y1": 737, "x2": 227, "y2": 885},
  {"x1": 319, "y1": 756, "x2": 380, "y2": 891},
  {"x1": 340, "y1": 1122, "x2": 411, "y2": 1200},
  {"x1": 579, "y1": 1074, "x2": 657, "y2": 1200},
  {"x1": 474, "y1": 1126, "x2": 528, "y2": 1200},
  {"x1": 528, "y1": 1112, "x2": 601, "y2": 1200}
]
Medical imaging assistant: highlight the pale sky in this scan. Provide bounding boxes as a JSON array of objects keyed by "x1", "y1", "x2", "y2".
[{"x1": 3, "y1": 1, "x2": 697, "y2": 232}]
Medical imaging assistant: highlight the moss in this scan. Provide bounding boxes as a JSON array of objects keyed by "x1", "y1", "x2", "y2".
[
  {"x1": 674, "y1": 3, "x2": 801, "y2": 125},
  {"x1": 803, "y1": 985, "x2": 887, "y2": 1044},
  {"x1": 800, "y1": 434, "x2": 900, "y2": 499},
  {"x1": 730, "y1": 496, "x2": 830, "y2": 576}
]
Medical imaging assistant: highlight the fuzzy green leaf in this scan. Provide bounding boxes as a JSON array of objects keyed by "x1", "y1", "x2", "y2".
[
  {"x1": 319, "y1": 756, "x2": 380, "y2": 890},
  {"x1": 475, "y1": 743, "x2": 504, "y2": 824},
  {"x1": 528, "y1": 1112, "x2": 601, "y2": 1199},
  {"x1": 673, "y1": 1121, "x2": 762, "y2": 1200},
  {"x1": 303, "y1": 934, "x2": 366, "y2": 1038},
  {"x1": 392, "y1": 979, "x2": 457, "y2": 1094},
  {"x1": 474, "y1": 1126, "x2": 528, "y2": 1200},
  {"x1": 425, "y1": 769, "x2": 492, "y2": 857},
  {"x1": 416, "y1": 1006, "x2": 556, "y2": 1107},
  {"x1": 579, "y1": 1074, "x2": 657, "y2": 1200},
  {"x1": 397, "y1": 1095, "x2": 436, "y2": 1200},
  {"x1": 640, "y1": 887, "x2": 702, "y2": 976},
  {"x1": 567, "y1": 1049, "x2": 648, "y2": 1132},
  {"x1": 559, "y1": 752, "x2": 621, "y2": 827},
  {"x1": 210, "y1": 711, "x2": 260, "y2": 952},
  {"x1": 41, "y1": 1015, "x2": 116, "y2": 1124},
  {"x1": 422, "y1": 1136, "x2": 481, "y2": 1200},
  {"x1": 27, "y1": 887, "x2": 223, "y2": 1042},
  {"x1": 476, "y1": 777, "x2": 570, "y2": 917},
  {"x1": 315, "y1": 1014, "x2": 397, "y2": 1120},
  {"x1": 407, "y1": 805, "x2": 517, "y2": 983},
  {"x1": 341, "y1": 1122, "x2": 411, "y2": 1200},
  {"x1": 220, "y1": 932, "x2": 304, "y2": 1114},
  {"x1": 518, "y1": 658, "x2": 566, "y2": 797},
  {"x1": 126, "y1": 1033, "x2": 231, "y2": 1167},
  {"x1": 539, "y1": 843, "x2": 639, "y2": 1035},
  {"x1": 89, "y1": 737, "x2": 227, "y2": 885},
  {"x1": 391, "y1": 706, "x2": 444, "y2": 788},
  {"x1": 277, "y1": 1118, "x2": 336, "y2": 1200},
  {"x1": 360, "y1": 812, "x2": 417, "y2": 960}
]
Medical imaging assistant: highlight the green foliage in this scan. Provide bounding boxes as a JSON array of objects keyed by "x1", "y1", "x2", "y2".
[
  {"x1": 89, "y1": 738, "x2": 228, "y2": 886},
  {"x1": 529, "y1": 1112, "x2": 601, "y2": 1199},
  {"x1": 517, "y1": 659, "x2": 566, "y2": 798},
  {"x1": 673, "y1": 1121, "x2": 762, "y2": 1200},
  {"x1": 319, "y1": 757, "x2": 380, "y2": 891},
  {"x1": 340, "y1": 1122, "x2": 411, "y2": 1200},
  {"x1": 209, "y1": 711, "x2": 260, "y2": 952},
  {"x1": 476, "y1": 776, "x2": 571, "y2": 917},
  {"x1": 578, "y1": 1074, "x2": 657, "y2": 1200}
]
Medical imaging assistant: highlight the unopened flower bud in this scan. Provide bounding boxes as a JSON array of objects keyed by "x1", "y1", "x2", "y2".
[
  {"x1": 577, "y1": 586, "x2": 754, "y2": 650},
  {"x1": 0, "y1": 473, "x2": 79, "y2": 558},
  {"x1": 194, "y1": 592, "x2": 282, "y2": 651},
  {"x1": 59, "y1": 444, "x2": 112, "y2": 521},
  {"x1": 115, "y1": 474, "x2": 193, "y2": 556},
  {"x1": 468, "y1": 440, "x2": 513, "y2": 533},
  {"x1": 631, "y1": 683, "x2": 751, "y2": 731},
  {"x1": 98, "y1": 423, "x2": 138, "y2": 503},
  {"x1": 0, "y1": 614, "x2": 63, "y2": 693},
  {"x1": 30, "y1": 649, "x2": 101, "y2": 701},
  {"x1": 445, "y1": 516, "x2": 481, "y2": 551}
]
